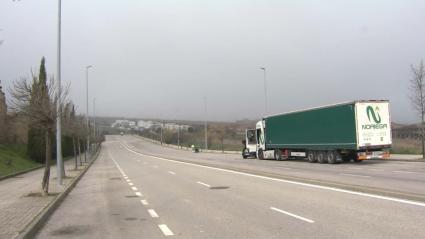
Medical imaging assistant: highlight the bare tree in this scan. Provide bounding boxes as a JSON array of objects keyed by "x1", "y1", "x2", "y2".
[
  {"x1": 409, "y1": 59, "x2": 425, "y2": 158},
  {"x1": 9, "y1": 57, "x2": 69, "y2": 195}
]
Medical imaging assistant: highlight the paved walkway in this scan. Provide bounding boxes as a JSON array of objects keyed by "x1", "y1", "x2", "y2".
[{"x1": 0, "y1": 156, "x2": 91, "y2": 239}]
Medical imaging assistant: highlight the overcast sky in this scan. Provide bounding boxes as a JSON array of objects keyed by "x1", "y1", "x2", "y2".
[{"x1": 1, "y1": 0, "x2": 424, "y2": 123}]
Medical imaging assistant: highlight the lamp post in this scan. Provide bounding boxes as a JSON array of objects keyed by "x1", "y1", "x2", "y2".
[
  {"x1": 56, "y1": 0, "x2": 63, "y2": 186},
  {"x1": 260, "y1": 67, "x2": 268, "y2": 115},
  {"x1": 86, "y1": 65, "x2": 92, "y2": 161},
  {"x1": 203, "y1": 96, "x2": 208, "y2": 150},
  {"x1": 93, "y1": 97, "x2": 96, "y2": 152}
]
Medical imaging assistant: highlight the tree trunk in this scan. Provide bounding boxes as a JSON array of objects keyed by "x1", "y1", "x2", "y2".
[
  {"x1": 78, "y1": 138, "x2": 82, "y2": 166},
  {"x1": 421, "y1": 112, "x2": 425, "y2": 159},
  {"x1": 41, "y1": 130, "x2": 51, "y2": 196},
  {"x1": 73, "y1": 137, "x2": 77, "y2": 170},
  {"x1": 84, "y1": 142, "x2": 87, "y2": 163}
]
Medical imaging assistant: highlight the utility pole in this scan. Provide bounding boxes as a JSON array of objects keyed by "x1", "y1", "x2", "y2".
[
  {"x1": 160, "y1": 121, "x2": 163, "y2": 145},
  {"x1": 203, "y1": 96, "x2": 208, "y2": 150},
  {"x1": 177, "y1": 125, "x2": 180, "y2": 148},
  {"x1": 56, "y1": 0, "x2": 63, "y2": 186},
  {"x1": 93, "y1": 97, "x2": 96, "y2": 152},
  {"x1": 260, "y1": 67, "x2": 268, "y2": 115},
  {"x1": 85, "y1": 65, "x2": 92, "y2": 161}
]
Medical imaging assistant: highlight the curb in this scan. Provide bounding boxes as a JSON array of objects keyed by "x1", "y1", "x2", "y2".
[
  {"x1": 16, "y1": 145, "x2": 102, "y2": 239},
  {"x1": 0, "y1": 165, "x2": 44, "y2": 181}
]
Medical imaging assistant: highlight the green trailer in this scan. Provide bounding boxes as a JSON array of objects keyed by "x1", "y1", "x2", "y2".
[{"x1": 249, "y1": 100, "x2": 392, "y2": 163}]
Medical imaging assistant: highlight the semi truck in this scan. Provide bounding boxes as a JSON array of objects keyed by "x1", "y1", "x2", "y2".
[{"x1": 242, "y1": 100, "x2": 392, "y2": 163}]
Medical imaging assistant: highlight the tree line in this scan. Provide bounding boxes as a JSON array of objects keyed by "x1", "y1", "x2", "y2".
[{"x1": 8, "y1": 57, "x2": 99, "y2": 195}]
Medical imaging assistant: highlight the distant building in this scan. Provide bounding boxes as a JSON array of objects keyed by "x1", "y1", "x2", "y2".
[{"x1": 137, "y1": 120, "x2": 154, "y2": 129}]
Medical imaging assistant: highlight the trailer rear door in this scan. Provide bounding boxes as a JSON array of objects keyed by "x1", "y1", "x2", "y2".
[{"x1": 355, "y1": 101, "x2": 392, "y2": 148}]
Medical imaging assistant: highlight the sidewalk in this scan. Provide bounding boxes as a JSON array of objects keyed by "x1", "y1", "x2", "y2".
[
  {"x1": 0, "y1": 156, "x2": 92, "y2": 239},
  {"x1": 389, "y1": 154, "x2": 424, "y2": 161}
]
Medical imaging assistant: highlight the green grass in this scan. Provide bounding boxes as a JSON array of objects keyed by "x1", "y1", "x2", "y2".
[{"x1": 0, "y1": 144, "x2": 42, "y2": 177}]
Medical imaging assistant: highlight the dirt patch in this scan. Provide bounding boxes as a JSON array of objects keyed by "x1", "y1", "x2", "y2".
[
  {"x1": 125, "y1": 195, "x2": 138, "y2": 198},
  {"x1": 50, "y1": 225, "x2": 91, "y2": 236},
  {"x1": 210, "y1": 186, "x2": 230, "y2": 190}
]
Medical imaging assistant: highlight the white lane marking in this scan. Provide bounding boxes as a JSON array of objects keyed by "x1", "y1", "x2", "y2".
[
  {"x1": 128, "y1": 182, "x2": 134, "y2": 186},
  {"x1": 126, "y1": 179, "x2": 131, "y2": 182},
  {"x1": 340, "y1": 173, "x2": 371, "y2": 178},
  {"x1": 351, "y1": 167, "x2": 362, "y2": 170},
  {"x1": 135, "y1": 192, "x2": 143, "y2": 197},
  {"x1": 367, "y1": 168, "x2": 384, "y2": 172},
  {"x1": 158, "y1": 224, "x2": 174, "y2": 236},
  {"x1": 131, "y1": 186, "x2": 138, "y2": 191},
  {"x1": 124, "y1": 176, "x2": 128, "y2": 179},
  {"x1": 121, "y1": 143, "x2": 425, "y2": 208},
  {"x1": 271, "y1": 207, "x2": 314, "y2": 223},
  {"x1": 108, "y1": 150, "x2": 127, "y2": 176},
  {"x1": 141, "y1": 200, "x2": 149, "y2": 205},
  {"x1": 168, "y1": 171, "x2": 176, "y2": 175},
  {"x1": 197, "y1": 181, "x2": 211, "y2": 188},
  {"x1": 148, "y1": 209, "x2": 159, "y2": 218},
  {"x1": 392, "y1": 170, "x2": 421, "y2": 174}
]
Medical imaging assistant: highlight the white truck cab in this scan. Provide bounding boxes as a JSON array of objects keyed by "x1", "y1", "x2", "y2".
[{"x1": 242, "y1": 129, "x2": 257, "y2": 158}]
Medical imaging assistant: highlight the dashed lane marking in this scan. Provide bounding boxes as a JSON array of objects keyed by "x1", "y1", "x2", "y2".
[
  {"x1": 148, "y1": 209, "x2": 159, "y2": 218},
  {"x1": 158, "y1": 224, "x2": 174, "y2": 236},
  {"x1": 197, "y1": 181, "x2": 211, "y2": 188}
]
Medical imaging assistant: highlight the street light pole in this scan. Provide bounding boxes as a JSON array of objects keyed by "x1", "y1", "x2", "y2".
[
  {"x1": 260, "y1": 67, "x2": 268, "y2": 115},
  {"x1": 177, "y1": 125, "x2": 180, "y2": 148},
  {"x1": 93, "y1": 97, "x2": 96, "y2": 152},
  {"x1": 203, "y1": 96, "x2": 208, "y2": 150},
  {"x1": 85, "y1": 65, "x2": 92, "y2": 161},
  {"x1": 56, "y1": 0, "x2": 63, "y2": 186}
]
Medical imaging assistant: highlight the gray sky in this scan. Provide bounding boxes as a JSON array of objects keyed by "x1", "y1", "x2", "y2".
[{"x1": 1, "y1": 0, "x2": 424, "y2": 123}]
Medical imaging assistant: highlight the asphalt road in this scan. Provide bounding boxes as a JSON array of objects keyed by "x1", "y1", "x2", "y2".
[{"x1": 36, "y1": 135, "x2": 425, "y2": 238}]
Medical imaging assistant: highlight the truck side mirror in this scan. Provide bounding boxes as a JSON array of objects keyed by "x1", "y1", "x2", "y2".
[{"x1": 242, "y1": 140, "x2": 246, "y2": 145}]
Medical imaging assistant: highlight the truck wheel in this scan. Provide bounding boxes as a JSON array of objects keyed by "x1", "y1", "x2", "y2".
[
  {"x1": 326, "y1": 151, "x2": 337, "y2": 164},
  {"x1": 274, "y1": 149, "x2": 282, "y2": 161},
  {"x1": 307, "y1": 151, "x2": 316, "y2": 163},
  {"x1": 258, "y1": 149, "x2": 264, "y2": 160},
  {"x1": 317, "y1": 151, "x2": 326, "y2": 163},
  {"x1": 242, "y1": 148, "x2": 248, "y2": 159}
]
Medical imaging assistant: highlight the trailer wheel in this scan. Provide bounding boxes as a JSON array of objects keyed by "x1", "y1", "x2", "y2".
[
  {"x1": 274, "y1": 149, "x2": 282, "y2": 161},
  {"x1": 317, "y1": 151, "x2": 326, "y2": 163},
  {"x1": 307, "y1": 151, "x2": 316, "y2": 163},
  {"x1": 258, "y1": 149, "x2": 264, "y2": 160},
  {"x1": 326, "y1": 151, "x2": 337, "y2": 164}
]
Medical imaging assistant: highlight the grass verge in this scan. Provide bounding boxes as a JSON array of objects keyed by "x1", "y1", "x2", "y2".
[{"x1": 0, "y1": 144, "x2": 41, "y2": 177}]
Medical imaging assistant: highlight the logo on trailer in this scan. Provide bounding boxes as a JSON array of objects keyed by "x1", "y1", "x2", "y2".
[
  {"x1": 362, "y1": 105, "x2": 387, "y2": 130},
  {"x1": 366, "y1": 106, "x2": 381, "y2": 123}
]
